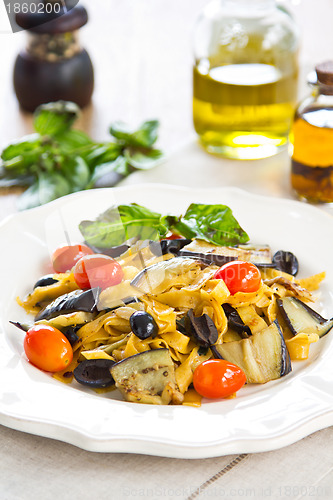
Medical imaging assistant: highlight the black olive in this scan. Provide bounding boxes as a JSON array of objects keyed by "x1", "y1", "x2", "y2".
[
  {"x1": 130, "y1": 311, "x2": 158, "y2": 340},
  {"x1": 63, "y1": 326, "x2": 80, "y2": 346},
  {"x1": 185, "y1": 309, "x2": 218, "y2": 347},
  {"x1": 272, "y1": 250, "x2": 299, "y2": 276},
  {"x1": 73, "y1": 359, "x2": 115, "y2": 388},
  {"x1": 33, "y1": 274, "x2": 59, "y2": 289},
  {"x1": 222, "y1": 304, "x2": 252, "y2": 338},
  {"x1": 185, "y1": 309, "x2": 223, "y2": 359}
]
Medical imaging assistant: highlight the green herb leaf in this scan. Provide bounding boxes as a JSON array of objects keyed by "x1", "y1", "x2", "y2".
[
  {"x1": 124, "y1": 148, "x2": 163, "y2": 170},
  {"x1": 56, "y1": 129, "x2": 94, "y2": 154},
  {"x1": 79, "y1": 203, "x2": 168, "y2": 248},
  {"x1": 88, "y1": 156, "x2": 129, "y2": 188},
  {"x1": 1, "y1": 134, "x2": 41, "y2": 161},
  {"x1": 34, "y1": 101, "x2": 80, "y2": 136},
  {"x1": 17, "y1": 181, "x2": 41, "y2": 210},
  {"x1": 17, "y1": 172, "x2": 71, "y2": 210},
  {"x1": 109, "y1": 120, "x2": 159, "y2": 148},
  {"x1": 38, "y1": 171, "x2": 72, "y2": 206},
  {"x1": 63, "y1": 157, "x2": 90, "y2": 191},
  {"x1": 171, "y1": 203, "x2": 249, "y2": 246}
]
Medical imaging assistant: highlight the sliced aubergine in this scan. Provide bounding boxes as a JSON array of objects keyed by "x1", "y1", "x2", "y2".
[
  {"x1": 178, "y1": 240, "x2": 272, "y2": 266},
  {"x1": 215, "y1": 321, "x2": 292, "y2": 384},
  {"x1": 35, "y1": 287, "x2": 100, "y2": 321},
  {"x1": 73, "y1": 359, "x2": 115, "y2": 388},
  {"x1": 130, "y1": 257, "x2": 204, "y2": 295},
  {"x1": 110, "y1": 348, "x2": 182, "y2": 404},
  {"x1": 277, "y1": 297, "x2": 333, "y2": 338}
]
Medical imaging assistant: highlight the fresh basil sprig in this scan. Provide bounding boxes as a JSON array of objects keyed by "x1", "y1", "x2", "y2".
[
  {"x1": 79, "y1": 202, "x2": 249, "y2": 248},
  {"x1": 0, "y1": 101, "x2": 163, "y2": 210}
]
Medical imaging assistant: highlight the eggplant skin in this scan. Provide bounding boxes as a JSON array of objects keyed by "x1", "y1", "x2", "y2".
[
  {"x1": 35, "y1": 287, "x2": 100, "y2": 321},
  {"x1": 277, "y1": 297, "x2": 333, "y2": 339},
  {"x1": 215, "y1": 321, "x2": 291, "y2": 383}
]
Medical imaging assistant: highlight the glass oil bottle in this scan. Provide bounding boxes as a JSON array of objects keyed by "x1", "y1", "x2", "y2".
[
  {"x1": 290, "y1": 61, "x2": 333, "y2": 203},
  {"x1": 193, "y1": 0, "x2": 299, "y2": 159}
]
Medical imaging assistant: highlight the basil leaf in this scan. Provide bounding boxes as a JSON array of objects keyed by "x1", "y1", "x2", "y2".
[
  {"x1": 109, "y1": 120, "x2": 159, "y2": 148},
  {"x1": 85, "y1": 143, "x2": 122, "y2": 168},
  {"x1": 63, "y1": 157, "x2": 90, "y2": 191},
  {"x1": 79, "y1": 203, "x2": 168, "y2": 248},
  {"x1": 38, "y1": 171, "x2": 72, "y2": 205},
  {"x1": 88, "y1": 156, "x2": 129, "y2": 188},
  {"x1": 34, "y1": 101, "x2": 80, "y2": 136},
  {"x1": 56, "y1": 130, "x2": 94, "y2": 154},
  {"x1": 172, "y1": 203, "x2": 249, "y2": 246},
  {"x1": 125, "y1": 148, "x2": 163, "y2": 170},
  {"x1": 1, "y1": 134, "x2": 41, "y2": 161},
  {"x1": 17, "y1": 181, "x2": 41, "y2": 210}
]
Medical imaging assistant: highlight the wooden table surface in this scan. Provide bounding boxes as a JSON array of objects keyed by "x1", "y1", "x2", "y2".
[{"x1": 0, "y1": 1, "x2": 333, "y2": 499}]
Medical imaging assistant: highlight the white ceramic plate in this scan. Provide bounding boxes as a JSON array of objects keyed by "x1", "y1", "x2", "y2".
[{"x1": 1, "y1": 185, "x2": 333, "y2": 458}]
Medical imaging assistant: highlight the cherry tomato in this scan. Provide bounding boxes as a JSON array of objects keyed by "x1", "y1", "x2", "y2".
[
  {"x1": 52, "y1": 244, "x2": 94, "y2": 273},
  {"x1": 214, "y1": 260, "x2": 261, "y2": 295},
  {"x1": 193, "y1": 359, "x2": 246, "y2": 399},
  {"x1": 73, "y1": 254, "x2": 124, "y2": 290},
  {"x1": 164, "y1": 233, "x2": 185, "y2": 240},
  {"x1": 24, "y1": 324, "x2": 73, "y2": 373}
]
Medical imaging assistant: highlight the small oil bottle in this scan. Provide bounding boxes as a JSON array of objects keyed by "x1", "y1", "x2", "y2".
[
  {"x1": 291, "y1": 61, "x2": 333, "y2": 203},
  {"x1": 193, "y1": 0, "x2": 299, "y2": 160}
]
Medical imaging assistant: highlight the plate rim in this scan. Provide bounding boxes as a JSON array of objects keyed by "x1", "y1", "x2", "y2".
[{"x1": 1, "y1": 183, "x2": 333, "y2": 458}]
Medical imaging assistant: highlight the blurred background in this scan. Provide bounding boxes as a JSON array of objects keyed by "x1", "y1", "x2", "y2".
[{"x1": 0, "y1": 0, "x2": 332, "y2": 153}]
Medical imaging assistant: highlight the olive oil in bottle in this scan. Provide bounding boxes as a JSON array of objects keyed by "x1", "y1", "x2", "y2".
[
  {"x1": 291, "y1": 62, "x2": 333, "y2": 203},
  {"x1": 193, "y1": 0, "x2": 299, "y2": 159}
]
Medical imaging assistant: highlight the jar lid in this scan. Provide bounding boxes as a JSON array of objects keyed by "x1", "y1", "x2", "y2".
[
  {"x1": 15, "y1": 3, "x2": 88, "y2": 34},
  {"x1": 315, "y1": 61, "x2": 333, "y2": 86}
]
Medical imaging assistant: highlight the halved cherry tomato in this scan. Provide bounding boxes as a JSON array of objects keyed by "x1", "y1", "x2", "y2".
[
  {"x1": 193, "y1": 359, "x2": 246, "y2": 399},
  {"x1": 24, "y1": 324, "x2": 73, "y2": 373},
  {"x1": 214, "y1": 260, "x2": 261, "y2": 295},
  {"x1": 164, "y1": 232, "x2": 185, "y2": 240},
  {"x1": 73, "y1": 254, "x2": 124, "y2": 290},
  {"x1": 52, "y1": 244, "x2": 94, "y2": 273}
]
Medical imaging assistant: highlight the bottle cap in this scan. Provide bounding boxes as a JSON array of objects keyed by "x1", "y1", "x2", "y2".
[
  {"x1": 315, "y1": 61, "x2": 333, "y2": 86},
  {"x1": 15, "y1": 4, "x2": 88, "y2": 34}
]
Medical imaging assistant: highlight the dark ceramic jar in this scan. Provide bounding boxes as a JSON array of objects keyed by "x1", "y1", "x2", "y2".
[{"x1": 13, "y1": 2, "x2": 94, "y2": 112}]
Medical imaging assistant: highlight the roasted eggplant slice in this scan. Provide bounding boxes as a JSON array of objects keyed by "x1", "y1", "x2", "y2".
[
  {"x1": 110, "y1": 349, "x2": 182, "y2": 404},
  {"x1": 73, "y1": 359, "x2": 115, "y2": 388},
  {"x1": 277, "y1": 297, "x2": 333, "y2": 338},
  {"x1": 35, "y1": 287, "x2": 100, "y2": 321},
  {"x1": 130, "y1": 257, "x2": 204, "y2": 295},
  {"x1": 33, "y1": 274, "x2": 59, "y2": 289},
  {"x1": 179, "y1": 240, "x2": 272, "y2": 266},
  {"x1": 215, "y1": 321, "x2": 292, "y2": 383}
]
